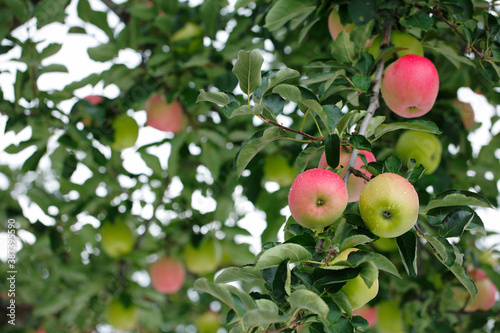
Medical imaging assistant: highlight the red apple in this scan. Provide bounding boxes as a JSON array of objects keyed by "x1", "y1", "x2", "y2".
[
  {"x1": 381, "y1": 55, "x2": 439, "y2": 118},
  {"x1": 145, "y1": 94, "x2": 184, "y2": 133},
  {"x1": 149, "y1": 257, "x2": 186, "y2": 294},
  {"x1": 353, "y1": 304, "x2": 377, "y2": 328},
  {"x1": 455, "y1": 268, "x2": 498, "y2": 312},
  {"x1": 328, "y1": 10, "x2": 355, "y2": 41},
  {"x1": 83, "y1": 95, "x2": 103, "y2": 105},
  {"x1": 318, "y1": 147, "x2": 376, "y2": 202},
  {"x1": 288, "y1": 168, "x2": 348, "y2": 230}
]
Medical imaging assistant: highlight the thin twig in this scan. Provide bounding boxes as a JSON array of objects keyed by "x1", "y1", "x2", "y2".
[
  {"x1": 259, "y1": 114, "x2": 325, "y2": 142},
  {"x1": 342, "y1": 21, "x2": 392, "y2": 186}
]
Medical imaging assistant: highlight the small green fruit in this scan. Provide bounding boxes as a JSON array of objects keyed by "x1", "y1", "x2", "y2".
[
  {"x1": 263, "y1": 154, "x2": 298, "y2": 187},
  {"x1": 395, "y1": 130, "x2": 442, "y2": 174},
  {"x1": 183, "y1": 237, "x2": 222, "y2": 275},
  {"x1": 100, "y1": 220, "x2": 135, "y2": 258},
  {"x1": 196, "y1": 311, "x2": 221, "y2": 333},
  {"x1": 368, "y1": 31, "x2": 424, "y2": 59},
  {"x1": 105, "y1": 299, "x2": 138, "y2": 331},
  {"x1": 111, "y1": 114, "x2": 139, "y2": 150}
]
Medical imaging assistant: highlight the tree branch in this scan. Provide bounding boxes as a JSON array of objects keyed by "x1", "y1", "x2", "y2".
[
  {"x1": 259, "y1": 114, "x2": 324, "y2": 142},
  {"x1": 342, "y1": 21, "x2": 392, "y2": 186},
  {"x1": 101, "y1": 0, "x2": 130, "y2": 23}
]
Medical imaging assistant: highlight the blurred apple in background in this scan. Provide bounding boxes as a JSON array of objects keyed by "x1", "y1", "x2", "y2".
[
  {"x1": 149, "y1": 257, "x2": 186, "y2": 294},
  {"x1": 318, "y1": 147, "x2": 376, "y2": 202},
  {"x1": 288, "y1": 168, "x2": 348, "y2": 230},
  {"x1": 100, "y1": 220, "x2": 135, "y2": 258},
  {"x1": 263, "y1": 154, "x2": 298, "y2": 187},
  {"x1": 454, "y1": 268, "x2": 498, "y2": 312},
  {"x1": 372, "y1": 237, "x2": 398, "y2": 252},
  {"x1": 359, "y1": 173, "x2": 419, "y2": 238},
  {"x1": 196, "y1": 311, "x2": 221, "y2": 333},
  {"x1": 105, "y1": 299, "x2": 138, "y2": 331},
  {"x1": 368, "y1": 31, "x2": 424, "y2": 59},
  {"x1": 145, "y1": 94, "x2": 184, "y2": 133},
  {"x1": 110, "y1": 114, "x2": 139, "y2": 150},
  {"x1": 377, "y1": 300, "x2": 404, "y2": 333},
  {"x1": 381, "y1": 54, "x2": 439, "y2": 118},
  {"x1": 453, "y1": 99, "x2": 476, "y2": 130},
  {"x1": 83, "y1": 95, "x2": 103, "y2": 105},
  {"x1": 353, "y1": 304, "x2": 377, "y2": 328},
  {"x1": 183, "y1": 237, "x2": 222, "y2": 275},
  {"x1": 328, "y1": 9, "x2": 355, "y2": 40},
  {"x1": 395, "y1": 130, "x2": 442, "y2": 174}
]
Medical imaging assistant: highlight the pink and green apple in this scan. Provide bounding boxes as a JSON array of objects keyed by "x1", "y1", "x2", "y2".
[
  {"x1": 454, "y1": 268, "x2": 498, "y2": 312},
  {"x1": 395, "y1": 130, "x2": 442, "y2": 174},
  {"x1": 149, "y1": 257, "x2": 186, "y2": 294},
  {"x1": 145, "y1": 94, "x2": 184, "y2": 133},
  {"x1": 318, "y1": 147, "x2": 376, "y2": 202},
  {"x1": 353, "y1": 304, "x2": 377, "y2": 328},
  {"x1": 328, "y1": 10, "x2": 355, "y2": 41},
  {"x1": 368, "y1": 31, "x2": 424, "y2": 59},
  {"x1": 381, "y1": 54, "x2": 439, "y2": 118},
  {"x1": 359, "y1": 173, "x2": 419, "y2": 238},
  {"x1": 288, "y1": 168, "x2": 348, "y2": 230}
]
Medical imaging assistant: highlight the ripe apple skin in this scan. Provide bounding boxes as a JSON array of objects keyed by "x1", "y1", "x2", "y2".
[
  {"x1": 359, "y1": 173, "x2": 419, "y2": 238},
  {"x1": 105, "y1": 299, "x2": 138, "y2": 331},
  {"x1": 328, "y1": 10, "x2": 355, "y2": 41},
  {"x1": 395, "y1": 130, "x2": 442, "y2": 174},
  {"x1": 100, "y1": 220, "x2": 135, "y2": 258},
  {"x1": 83, "y1": 95, "x2": 103, "y2": 105},
  {"x1": 381, "y1": 54, "x2": 439, "y2": 118},
  {"x1": 183, "y1": 237, "x2": 222, "y2": 275},
  {"x1": 263, "y1": 154, "x2": 298, "y2": 187},
  {"x1": 377, "y1": 300, "x2": 404, "y2": 333},
  {"x1": 318, "y1": 147, "x2": 376, "y2": 202},
  {"x1": 454, "y1": 268, "x2": 498, "y2": 312},
  {"x1": 111, "y1": 114, "x2": 139, "y2": 150},
  {"x1": 145, "y1": 94, "x2": 184, "y2": 133},
  {"x1": 368, "y1": 31, "x2": 424, "y2": 59},
  {"x1": 149, "y1": 257, "x2": 186, "y2": 294},
  {"x1": 353, "y1": 304, "x2": 377, "y2": 328},
  {"x1": 196, "y1": 311, "x2": 221, "y2": 333},
  {"x1": 288, "y1": 168, "x2": 348, "y2": 230}
]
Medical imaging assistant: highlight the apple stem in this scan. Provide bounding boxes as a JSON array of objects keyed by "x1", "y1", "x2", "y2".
[{"x1": 342, "y1": 21, "x2": 393, "y2": 187}]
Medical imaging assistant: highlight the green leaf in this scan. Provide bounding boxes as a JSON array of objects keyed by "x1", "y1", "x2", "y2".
[
  {"x1": 340, "y1": 235, "x2": 374, "y2": 251},
  {"x1": 331, "y1": 31, "x2": 355, "y2": 63},
  {"x1": 373, "y1": 120, "x2": 441, "y2": 141},
  {"x1": 359, "y1": 262, "x2": 378, "y2": 288},
  {"x1": 404, "y1": 12, "x2": 434, "y2": 31},
  {"x1": 263, "y1": 68, "x2": 301, "y2": 97},
  {"x1": 38, "y1": 64, "x2": 69, "y2": 75},
  {"x1": 352, "y1": 75, "x2": 371, "y2": 91},
  {"x1": 325, "y1": 133, "x2": 340, "y2": 169},
  {"x1": 420, "y1": 189, "x2": 493, "y2": 212},
  {"x1": 40, "y1": 43, "x2": 62, "y2": 59},
  {"x1": 351, "y1": 20, "x2": 375, "y2": 55},
  {"x1": 288, "y1": 289, "x2": 329, "y2": 318},
  {"x1": 22, "y1": 145, "x2": 47, "y2": 172},
  {"x1": 295, "y1": 145, "x2": 323, "y2": 172},
  {"x1": 450, "y1": 264, "x2": 477, "y2": 300},
  {"x1": 254, "y1": 243, "x2": 313, "y2": 270},
  {"x1": 193, "y1": 278, "x2": 241, "y2": 315},
  {"x1": 438, "y1": 208, "x2": 475, "y2": 238},
  {"x1": 424, "y1": 234, "x2": 456, "y2": 267},
  {"x1": 87, "y1": 43, "x2": 118, "y2": 62},
  {"x1": 323, "y1": 104, "x2": 343, "y2": 133},
  {"x1": 272, "y1": 84, "x2": 302, "y2": 103},
  {"x1": 196, "y1": 89, "x2": 230, "y2": 106},
  {"x1": 242, "y1": 309, "x2": 284, "y2": 329},
  {"x1": 384, "y1": 156, "x2": 402, "y2": 174},
  {"x1": 215, "y1": 267, "x2": 264, "y2": 283},
  {"x1": 262, "y1": 94, "x2": 285, "y2": 117},
  {"x1": 227, "y1": 104, "x2": 263, "y2": 118},
  {"x1": 264, "y1": 0, "x2": 315, "y2": 32},
  {"x1": 397, "y1": 230, "x2": 417, "y2": 277},
  {"x1": 370, "y1": 252, "x2": 401, "y2": 278},
  {"x1": 349, "y1": 134, "x2": 371, "y2": 151},
  {"x1": 232, "y1": 50, "x2": 264, "y2": 97},
  {"x1": 348, "y1": 0, "x2": 376, "y2": 26}
]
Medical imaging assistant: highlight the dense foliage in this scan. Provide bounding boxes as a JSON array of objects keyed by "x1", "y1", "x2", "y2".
[{"x1": 1, "y1": 0, "x2": 500, "y2": 332}]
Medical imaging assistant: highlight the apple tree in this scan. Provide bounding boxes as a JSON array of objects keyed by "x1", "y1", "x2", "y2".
[{"x1": 0, "y1": 0, "x2": 500, "y2": 332}]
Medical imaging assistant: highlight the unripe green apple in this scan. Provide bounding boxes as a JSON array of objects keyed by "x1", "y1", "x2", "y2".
[
  {"x1": 359, "y1": 173, "x2": 419, "y2": 238},
  {"x1": 110, "y1": 114, "x2": 139, "y2": 150},
  {"x1": 100, "y1": 220, "x2": 135, "y2": 258},
  {"x1": 149, "y1": 257, "x2": 186, "y2": 294},
  {"x1": 368, "y1": 31, "x2": 424, "y2": 59},
  {"x1": 288, "y1": 168, "x2": 348, "y2": 230},
  {"x1": 353, "y1": 304, "x2": 377, "y2": 328},
  {"x1": 377, "y1": 300, "x2": 404, "y2": 333},
  {"x1": 263, "y1": 154, "x2": 298, "y2": 187},
  {"x1": 328, "y1": 10, "x2": 355, "y2": 41},
  {"x1": 372, "y1": 237, "x2": 398, "y2": 252},
  {"x1": 395, "y1": 130, "x2": 442, "y2": 174},
  {"x1": 145, "y1": 94, "x2": 184, "y2": 133},
  {"x1": 329, "y1": 248, "x2": 379, "y2": 310},
  {"x1": 183, "y1": 237, "x2": 222, "y2": 275},
  {"x1": 196, "y1": 311, "x2": 221, "y2": 333},
  {"x1": 454, "y1": 268, "x2": 498, "y2": 312},
  {"x1": 318, "y1": 147, "x2": 376, "y2": 202},
  {"x1": 381, "y1": 54, "x2": 439, "y2": 118},
  {"x1": 105, "y1": 299, "x2": 138, "y2": 331}
]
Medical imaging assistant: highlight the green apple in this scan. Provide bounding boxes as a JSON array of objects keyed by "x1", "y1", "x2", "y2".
[
  {"x1": 263, "y1": 154, "x2": 298, "y2": 187},
  {"x1": 288, "y1": 168, "x2": 348, "y2": 230},
  {"x1": 395, "y1": 130, "x2": 442, "y2": 174},
  {"x1": 454, "y1": 268, "x2": 498, "y2": 312},
  {"x1": 318, "y1": 147, "x2": 376, "y2": 202},
  {"x1": 359, "y1": 173, "x2": 419, "y2": 238},
  {"x1": 372, "y1": 238, "x2": 398, "y2": 252},
  {"x1": 328, "y1": 10, "x2": 355, "y2": 41},
  {"x1": 368, "y1": 31, "x2": 424, "y2": 59},
  {"x1": 145, "y1": 94, "x2": 184, "y2": 133},
  {"x1": 196, "y1": 311, "x2": 221, "y2": 333},
  {"x1": 105, "y1": 299, "x2": 138, "y2": 331},
  {"x1": 110, "y1": 114, "x2": 139, "y2": 150},
  {"x1": 377, "y1": 300, "x2": 404, "y2": 333},
  {"x1": 329, "y1": 248, "x2": 379, "y2": 310},
  {"x1": 100, "y1": 220, "x2": 135, "y2": 258},
  {"x1": 353, "y1": 304, "x2": 377, "y2": 328},
  {"x1": 149, "y1": 257, "x2": 186, "y2": 294},
  {"x1": 381, "y1": 54, "x2": 439, "y2": 118},
  {"x1": 183, "y1": 237, "x2": 222, "y2": 275}
]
